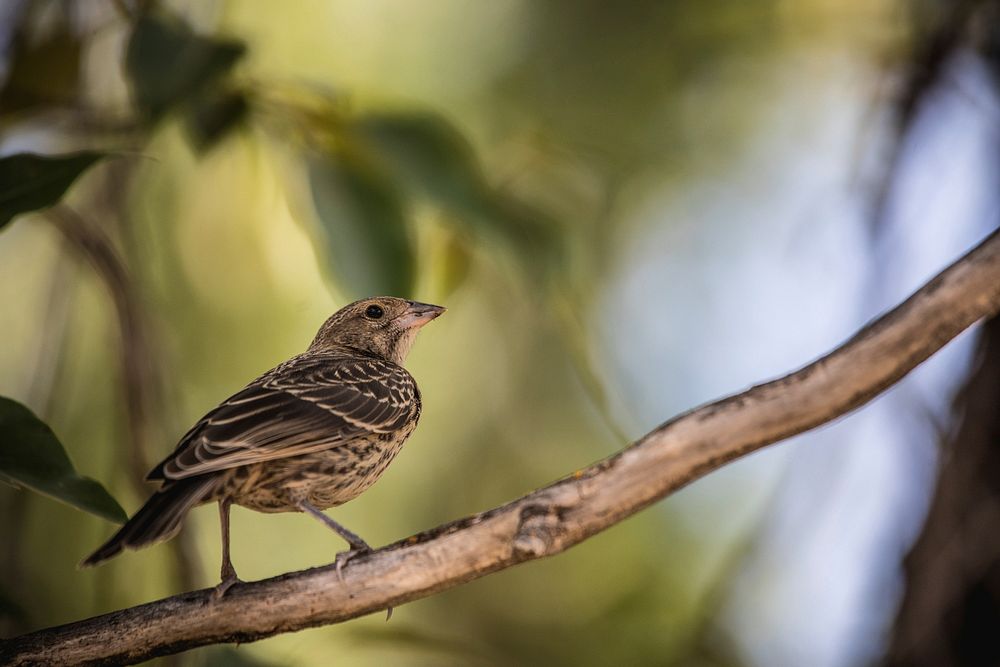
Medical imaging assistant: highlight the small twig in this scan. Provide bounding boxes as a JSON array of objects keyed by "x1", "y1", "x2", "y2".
[
  {"x1": 550, "y1": 289, "x2": 632, "y2": 445},
  {"x1": 3, "y1": 228, "x2": 1000, "y2": 667}
]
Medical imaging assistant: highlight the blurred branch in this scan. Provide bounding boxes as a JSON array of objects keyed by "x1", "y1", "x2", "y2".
[
  {"x1": 45, "y1": 206, "x2": 154, "y2": 495},
  {"x1": 870, "y1": 0, "x2": 991, "y2": 232},
  {"x1": 3, "y1": 229, "x2": 1000, "y2": 666},
  {"x1": 44, "y1": 206, "x2": 201, "y2": 591},
  {"x1": 26, "y1": 236, "x2": 77, "y2": 416}
]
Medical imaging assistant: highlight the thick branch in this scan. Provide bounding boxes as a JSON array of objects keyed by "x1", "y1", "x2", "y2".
[{"x1": 4, "y1": 229, "x2": 1000, "y2": 666}]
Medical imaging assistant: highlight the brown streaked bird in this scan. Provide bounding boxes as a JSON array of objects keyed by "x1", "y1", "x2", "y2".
[{"x1": 82, "y1": 297, "x2": 445, "y2": 597}]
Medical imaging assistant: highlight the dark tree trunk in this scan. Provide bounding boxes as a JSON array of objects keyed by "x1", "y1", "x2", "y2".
[{"x1": 885, "y1": 315, "x2": 1000, "y2": 667}]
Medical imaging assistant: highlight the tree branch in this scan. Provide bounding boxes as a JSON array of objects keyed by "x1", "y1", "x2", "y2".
[{"x1": 4, "y1": 229, "x2": 1000, "y2": 666}]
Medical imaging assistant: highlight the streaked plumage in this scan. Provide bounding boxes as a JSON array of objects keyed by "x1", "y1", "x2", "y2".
[{"x1": 82, "y1": 297, "x2": 444, "y2": 596}]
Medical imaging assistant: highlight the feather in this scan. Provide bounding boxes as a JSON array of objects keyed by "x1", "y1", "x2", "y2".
[{"x1": 147, "y1": 353, "x2": 419, "y2": 481}]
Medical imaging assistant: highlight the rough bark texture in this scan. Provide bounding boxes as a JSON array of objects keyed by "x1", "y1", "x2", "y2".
[{"x1": 3, "y1": 229, "x2": 1000, "y2": 666}]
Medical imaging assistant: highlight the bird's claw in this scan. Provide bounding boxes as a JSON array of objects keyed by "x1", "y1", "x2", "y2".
[
  {"x1": 334, "y1": 546, "x2": 370, "y2": 582},
  {"x1": 212, "y1": 574, "x2": 242, "y2": 601},
  {"x1": 333, "y1": 545, "x2": 392, "y2": 619}
]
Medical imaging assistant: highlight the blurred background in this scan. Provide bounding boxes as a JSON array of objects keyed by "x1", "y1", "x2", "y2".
[{"x1": 1, "y1": 1, "x2": 999, "y2": 665}]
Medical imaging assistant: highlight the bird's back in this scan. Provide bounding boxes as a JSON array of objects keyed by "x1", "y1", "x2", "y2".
[{"x1": 148, "y1": 350, "x2": 422, "y2": 512}]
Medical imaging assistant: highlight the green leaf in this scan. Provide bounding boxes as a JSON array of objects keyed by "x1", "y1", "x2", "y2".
[
  {"x1": 0, "y1": 152, "x2": 105, "y2": 230},
  {"x1": 307, "y1": 151, "x2": 415, "y2": 297},
  {"x1": 186, "y1": 89, "x2": 249, "y2": 152},
  {"x1": 0, "y1": 397, "x2": 127, "y2": 524},
  {"x1": 126, "y1": 12, "x2": 246, "y2": 121},
  {"x1": 353, "y1": 112, "x2": 559, "y2": 267},
  {"x1": 354, "y1": 112, "x2": 489, "y2": 221}
]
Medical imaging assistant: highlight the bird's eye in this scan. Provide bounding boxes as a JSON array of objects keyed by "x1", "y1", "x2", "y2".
[{"x1": 365, "y1": 304, "x2": 384, "y2": 320}]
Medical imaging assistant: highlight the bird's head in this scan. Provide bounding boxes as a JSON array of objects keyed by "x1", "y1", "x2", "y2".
[{"x1": 309, "y1": 296, "x2": 446, "y2": 364}]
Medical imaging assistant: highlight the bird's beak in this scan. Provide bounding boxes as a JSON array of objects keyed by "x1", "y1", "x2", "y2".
[{"x1": 395, "y1": 301, "x2": 446, "y2": 330}]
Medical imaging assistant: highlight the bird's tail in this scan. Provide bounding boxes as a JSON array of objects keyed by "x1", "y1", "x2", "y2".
[{"x1": 81, "y1": 475, "x2": 219, "y2": 568}]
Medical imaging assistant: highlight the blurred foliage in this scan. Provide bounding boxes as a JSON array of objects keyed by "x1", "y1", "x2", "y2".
[
  {"x1": 354, "y1": 111, "x2": 555, "y2": 259},
  {"x1": 0, "y1": 148, "x2": 124, "y2": 521},
  {"x1": 307, "y1": 149, "x2": 413, "y2": 296},
  {"x1": 186, "y1": 87, "x2": 249, "y2": 151},
  {"x1": 0, "y1": 151, "x2": 104, "y2": 228},
  {"x1": 125, "y1": 11, "x2": 245, "y2": 122},
  {"x1": 0, "y1": 0, "x2": 929, "y2": 665},
  {"x1": 0, "y1": 9, "x2": 80, "y2": 115},
  {"x1": 0, "y1": 397, "x2": 126, "y2": 524}
]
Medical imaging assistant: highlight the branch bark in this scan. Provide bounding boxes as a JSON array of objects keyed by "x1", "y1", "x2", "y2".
[{"x1": 4, "y1": 229, "x2": 1000, "y2": 666}]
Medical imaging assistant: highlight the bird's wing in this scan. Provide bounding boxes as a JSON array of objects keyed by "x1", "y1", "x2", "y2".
[{"x1": 148, "y1": 354, "x2": 418, "y2": 481}]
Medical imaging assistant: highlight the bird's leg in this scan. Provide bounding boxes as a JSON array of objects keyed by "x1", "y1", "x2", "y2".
[
  {"x1": 298, "y1": 500, "x2": 372, "y2": 550},
  {"x1": 297, "y1": 500, "x2": 373, "y2": 576},
  {"x1": 297, "y1": 500, "x2": 393, "y2": 620},
  {"x1": 212, "y1": 498, "x2": 241, "y2": 600}
]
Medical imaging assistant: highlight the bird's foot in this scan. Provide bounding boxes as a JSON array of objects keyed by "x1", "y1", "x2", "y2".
[
  {"x1": 332, "y1": 546, "x2": 393, "y2": 620},
  {"x1": 212, "y1": 573, "x2": 242, "y2": 601},
  {"x1": 333, "y1": 546, "x2": 371, "y2": 583}
]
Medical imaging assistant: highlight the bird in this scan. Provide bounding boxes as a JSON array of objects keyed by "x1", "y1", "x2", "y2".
[{"x1": 82, "y1": 296, "x2": 445, "y2": 598}]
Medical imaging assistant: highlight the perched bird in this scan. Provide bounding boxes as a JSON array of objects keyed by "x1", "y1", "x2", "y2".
[{"x1": 82, "y1": 297, "x2": 445, "y2": 597}]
